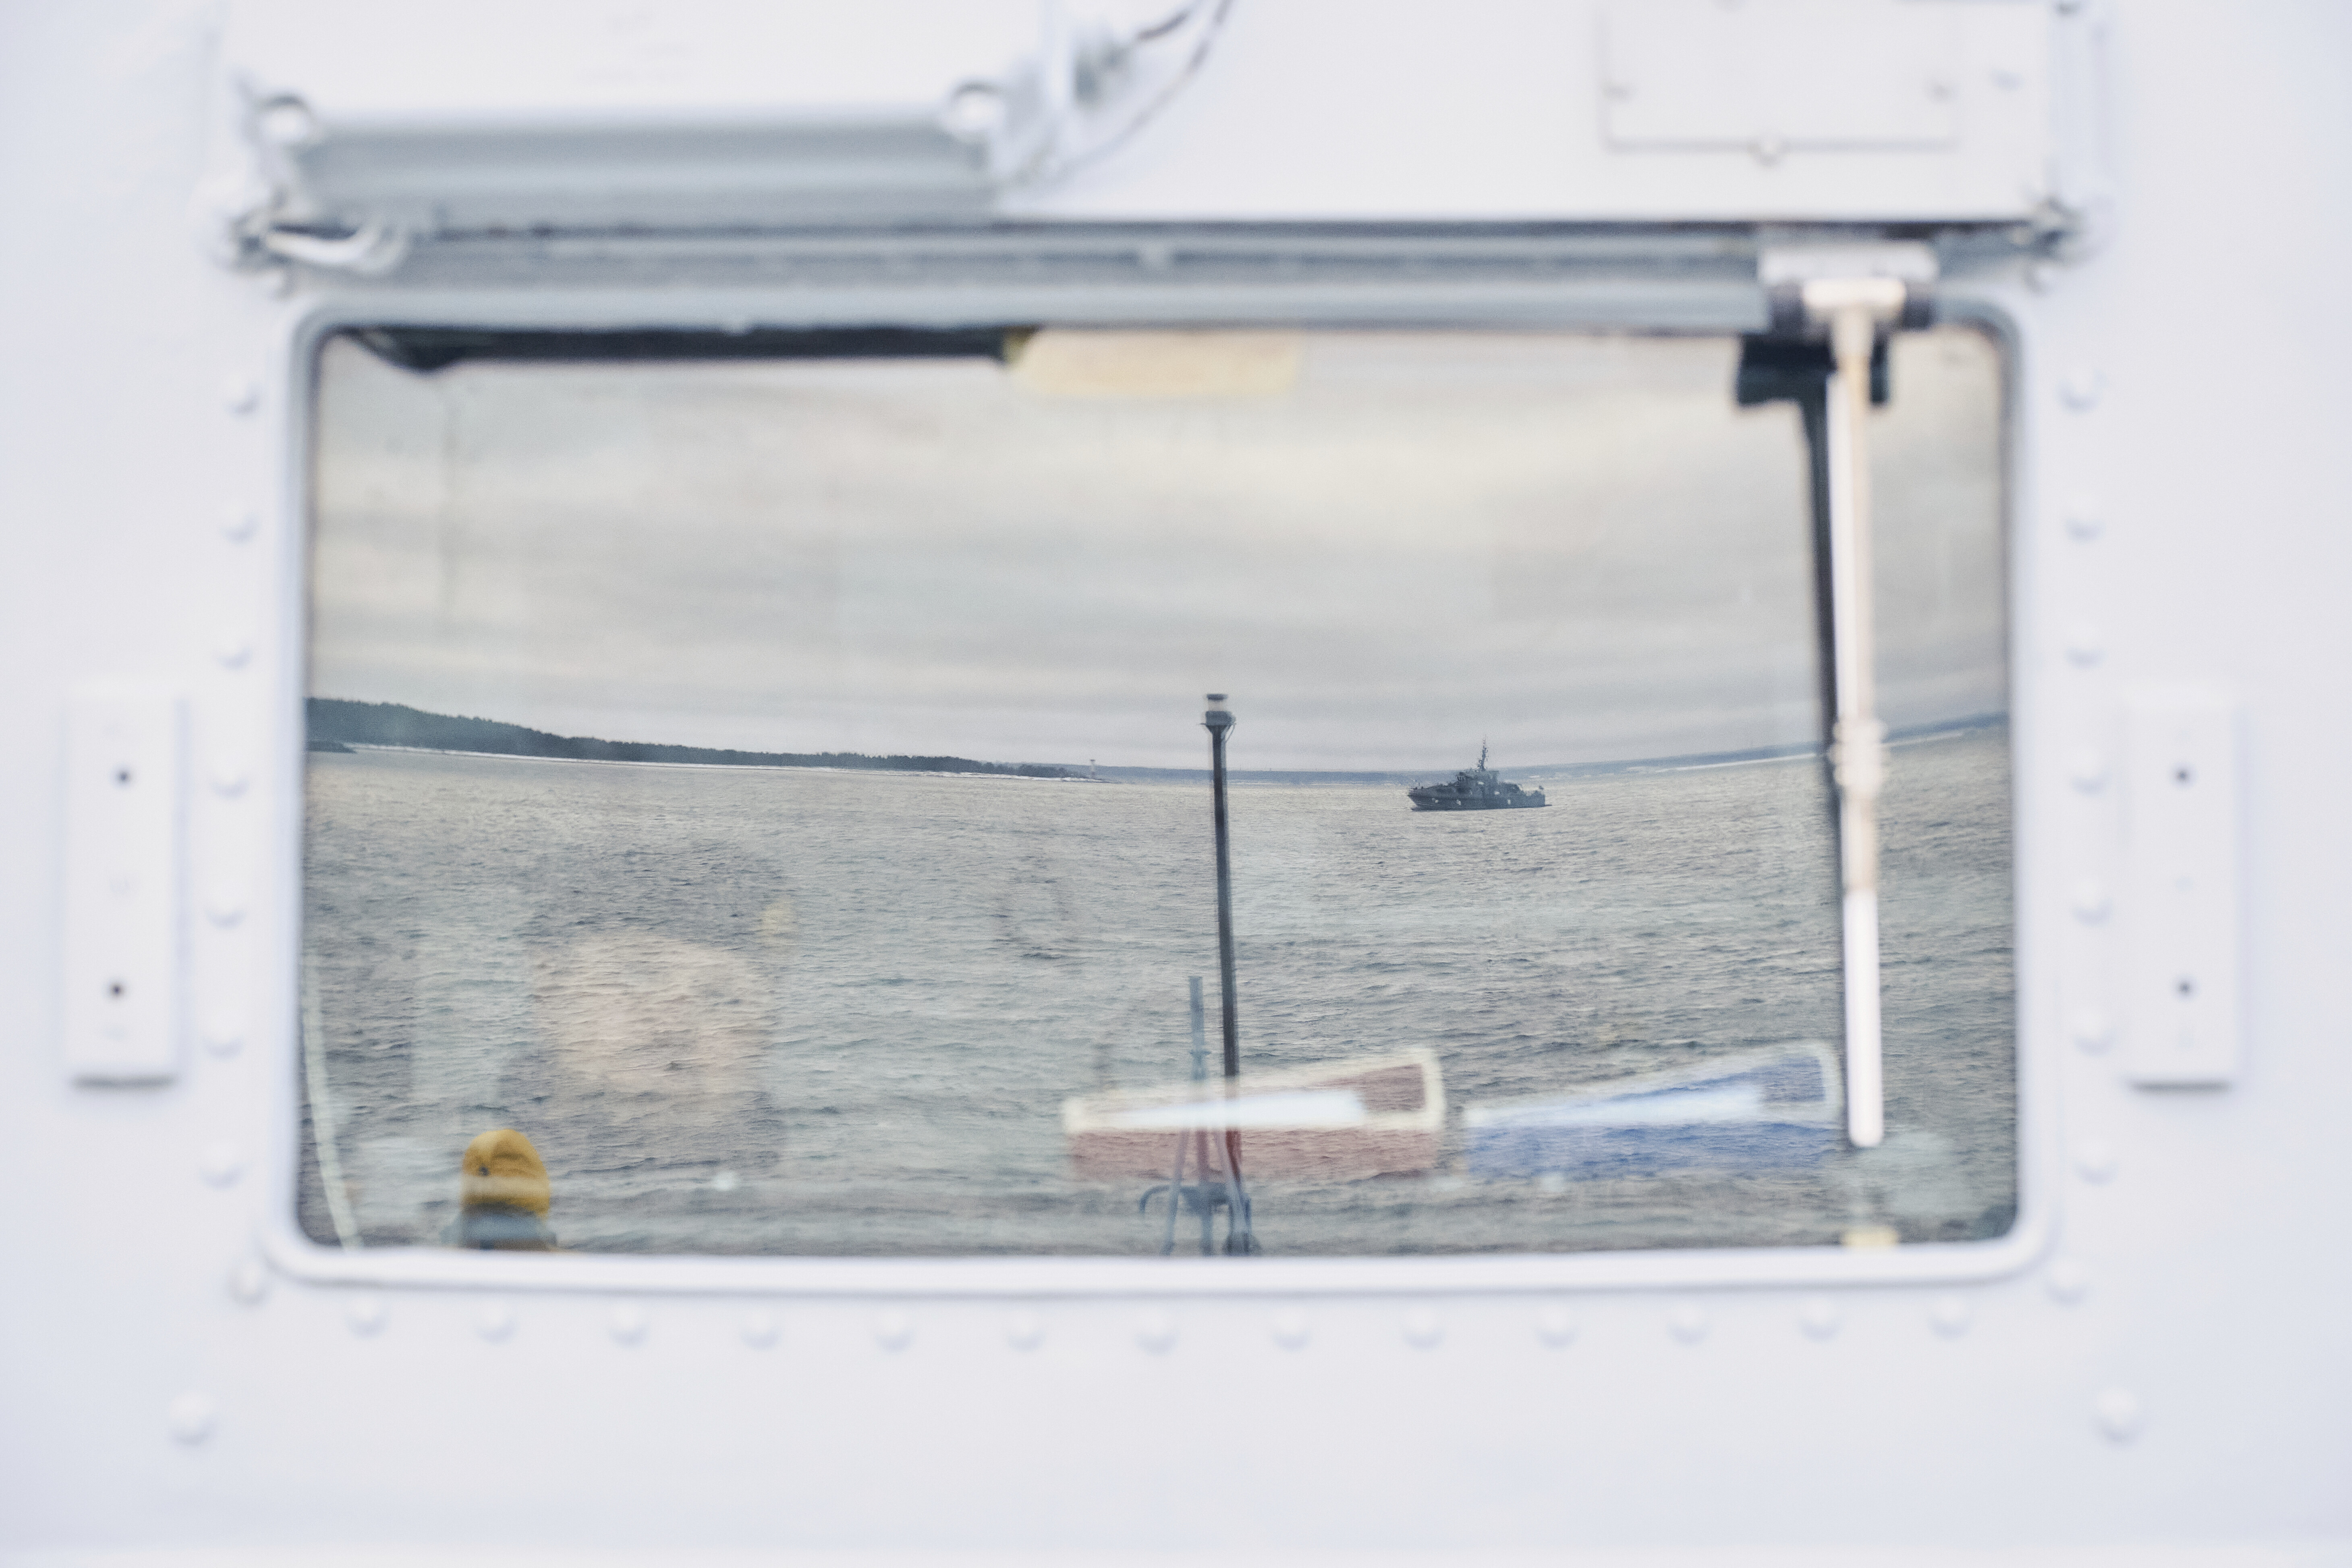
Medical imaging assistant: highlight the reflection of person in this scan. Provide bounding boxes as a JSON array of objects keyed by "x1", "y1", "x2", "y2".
[{"x1": 447, "y1": 1128, "x2": 558, "y2": 1250}]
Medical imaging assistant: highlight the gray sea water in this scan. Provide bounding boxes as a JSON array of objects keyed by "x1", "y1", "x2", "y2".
[{"x1": 299, "y1": 727, "x2": 2015, "y2": 1256}]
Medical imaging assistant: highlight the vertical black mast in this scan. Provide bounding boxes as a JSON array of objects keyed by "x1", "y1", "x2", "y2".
[{"x1": 1203, "y1": 695, "x2": 1240, "y2": 1081}]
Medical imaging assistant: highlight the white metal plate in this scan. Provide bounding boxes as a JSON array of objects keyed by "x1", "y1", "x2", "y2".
[
  {"x1": 1603, "y1": 0, "x2": 1960, "y2": 151},
  {"x1": 61, "y1": 684, "x2": 185, "y2": 1084},
  {"x1": 2122, "y1": 688, "x2": 2242, "y2": 1087}
]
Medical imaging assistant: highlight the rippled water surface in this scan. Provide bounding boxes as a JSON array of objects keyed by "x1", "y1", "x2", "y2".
[{"x1": 300, "y1": 728, "x2": 2015, "y2": 1255}]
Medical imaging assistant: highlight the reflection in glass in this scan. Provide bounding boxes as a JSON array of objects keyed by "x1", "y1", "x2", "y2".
[{"x1": 300, "y1": 327, "x2": 2013, "y2": 1255}]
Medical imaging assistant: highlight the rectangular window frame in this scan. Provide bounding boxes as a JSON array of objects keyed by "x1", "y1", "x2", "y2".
[{"x1": 259, "y1": 255, "x2": 2051, "y2": 1297}]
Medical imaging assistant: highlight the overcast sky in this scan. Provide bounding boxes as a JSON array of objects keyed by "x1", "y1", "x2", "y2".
[{"x1": 310, "y1": 328, "x2": 2003, "y2": 771}]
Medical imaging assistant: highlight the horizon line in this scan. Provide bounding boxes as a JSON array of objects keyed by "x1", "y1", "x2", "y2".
[{"x1": 311, "y1": 696, "x2": 2006, "y2": 781}]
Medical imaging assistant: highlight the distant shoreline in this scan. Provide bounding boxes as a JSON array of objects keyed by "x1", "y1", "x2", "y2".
[
  {"x1": 311, "y1": 697, "x2": 2006, "y2": 787},
  {"x1": 307, "y1": 698, "x2": 1078, "y2": 780}
]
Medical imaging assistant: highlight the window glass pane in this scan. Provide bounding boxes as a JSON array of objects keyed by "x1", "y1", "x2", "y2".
[{"x1": 302, "y1": 325, "x2": 2013, "y2": 1256}]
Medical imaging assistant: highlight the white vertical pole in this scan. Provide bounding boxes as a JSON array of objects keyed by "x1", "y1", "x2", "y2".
[{"x1": 1822, "y1": 302, "x2": 1887, "y2": 1149}]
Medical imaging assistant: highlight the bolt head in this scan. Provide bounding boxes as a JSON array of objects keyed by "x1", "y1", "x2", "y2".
[
  {"x1": 226, "y1": 1258, "x2": 270, "y2": 1306},
  {"x1": 608, "y1": 1305, "x2": 647, "y2": 1346},
  {"x1": 1006, "y1": 1310, "x2": 1045, "y2": 1351},
  {"x1": 1535, "y1": 1306, "x2": 1578, "y2": 1347},
  {"x1": 2060, "y1": 365, "x2": 2105, "y2": 409},
  {"x1": 739, "y1": 1310, "x2": 778, "y2": 1350},
  {"x1": 1271, "y1": 1309, "x2": 1311, "y2": 1350},
  {"x1": 167, "y1": 1392, "x2": 217, "y2": 1445},
  {"x1": 1135, "y1": 1310, "x2": 1177, "y2": 1353},
  {"x1": 1799, "y1": 1297, "x2": 1840, "y2": 1340},
  {"x1": 874, "y1": 1310, "x2": 913, "y2": 1351},
  {"x1": 2094, "y1": 1387, "x2": 2143, "y2": 1441},
  {"x1": 1402, "y1": 1308, "x2": 1443, "y2": 1349},
  {"x1": 255, "y1": 97, "x2": 321, "y2": 149},
  {"x1": 198, "y1": 1143, "x2": 244, "y2": 1188},
  {"x1": 2076, "y1": 1141, "x2": 2120, "y2": 1183},
  {"x1": 1668, "y1": 1302, "x2": 1709, "y2": 1344},
  {"x1": 475, "y1": 1302, "x2": 516, "y2": 1342},
  {"x1": 2070, "y1": 1008, "x2": 2114, "y2": 1054},
  {"x1": 346, "y1": 1297, "x2": 387, "y2": 1337}
]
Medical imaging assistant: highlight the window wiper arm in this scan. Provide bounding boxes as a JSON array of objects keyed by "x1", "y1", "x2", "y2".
[{"x1": 1743, "y1": 243, "x2": 1936, "y2": 1150}]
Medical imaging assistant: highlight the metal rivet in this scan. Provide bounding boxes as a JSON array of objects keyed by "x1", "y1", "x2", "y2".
[
  {"x1": 255, "y1": 97, "x2": 319, "y2": 149},
  {"x1": 609, "y1": 1305, "x2": 647, "y2": 1346},
  {"x1": 2076, "y1": 1141, "x2": 2120, "y2": 1182},
  {"x1": 205, "y1": 892, "x2": 247, "y2": 928},
  {"x1": 2047, "y1": 1259, "x2": 2092, "y2": 1305},
  {"x1": 220, "y1": 507, "x2": 259, "y2": 543},
  {"x1": 346, "y1": 1297, "x2": 386, "y2": 1337},
  {"x1": 1799, "y1": 1297, "x2": 1840, "y2": 1340},
  {"x1": 2065, "y1": 626, "x2": 2103, "y2": 667},
  {"x1": 198, "y1": 1142, "x2": 243, "y2": 1187},
  {"x1": 2065, "y1": 500, "x2": 2105, "y2": 541},
  {"x1": 1271, "y1": 1309, "x2": 1311, "y2": 1350},
  {"x1": 2094, "y1": 1387, "x2": 2143, "y2": 1441},
  {"x1": 2060, "y1": 366, "x2": 2104, "y2": 409},
  {"x1": 226, "y1": 1258, "x2": 269, "y2": 1306},
  {"x1": 210, "y1": 759, "x2": 250, "y2": 798},
  {"x1": 1006, "y1": 1310, "x2": 1044, "y2": 1351},
  {"x1": 1402, "y1": 1309, "x2": 1442, "y2": 1350},
  {"x1": 167, "y1": 1392, "x2": 217, "y2": 1445},
  {"x1": 2069, "y1": 748, "x2": 2109, "y2": 792},
  {"x1": 1929, "y1": 1296, "x2": 1972, "y2": 1337},
  {"x1": 221, "y1": 376, "x2": 260, "y2": 415},
  {"x1": 201, "y1": 1022, "x2": 245, "y2": 1059},
  {"x1": 215, "y1": 634, "x2": 253, "y2": 670},
  {"x1": 1750, "y1": 133, "x2": 1787, "y2": 166},
  {"x1": 2071, "y1": 1008, "x2": 2114, "y2": 1055},
  {"x1": 475, "y1": 1302, "x2": 516, "y2": 1342},
  {"x1": 1535, "y1": 1306, "x2": 1577, "y2": 1347},
  {"x1": 874, "y1": 1310, "x2": 913, "y2": 1351},
  {"x1": 1135, "y1": 1311, "x2": 1177, "y2": 1354},
  {"x1": 2071, "y1": 880, "x2": 2111, "y2": 924},
  {"x1": 739, "y1": 1310, "x2": 778, "y2": 1350},
  {"x1": 1668, "y1": 1303, "x2": 1710, "y2": 1344}
]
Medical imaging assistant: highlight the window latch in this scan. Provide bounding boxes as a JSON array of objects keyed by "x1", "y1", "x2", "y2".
[{"x1": 1751, "y1": 242, "x2": 1937, "y2": 1149}]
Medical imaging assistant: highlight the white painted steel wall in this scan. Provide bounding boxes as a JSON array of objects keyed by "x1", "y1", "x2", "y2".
[{"x1": 2, "y1": 2, "x2": 2348, "y2": 1560}]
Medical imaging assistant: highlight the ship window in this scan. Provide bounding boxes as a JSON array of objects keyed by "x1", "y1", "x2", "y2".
[{"x1": 301, "y1": 323, "x2": 2012, "y2": 1257}]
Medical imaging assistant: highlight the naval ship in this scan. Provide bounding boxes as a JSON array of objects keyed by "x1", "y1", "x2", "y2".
[{"x1": 1406, "y1": 745, "x2": 1548, "y2": 811}]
